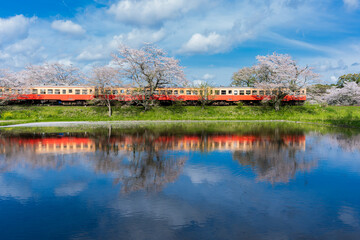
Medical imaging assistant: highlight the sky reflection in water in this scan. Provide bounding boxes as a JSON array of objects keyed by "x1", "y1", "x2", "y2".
[{"x1": 0, "y1": 123, "x2": 360, "y2": 240}]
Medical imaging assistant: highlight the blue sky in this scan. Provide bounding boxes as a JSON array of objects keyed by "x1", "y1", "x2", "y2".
[{"x1": 1, "y1": 0, "x2": 360, "y2": 85}]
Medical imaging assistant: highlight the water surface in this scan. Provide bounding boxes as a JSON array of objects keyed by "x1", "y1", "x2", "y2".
[{"x1": 1, "y1": 123, "x2": 360, "y2": 239}]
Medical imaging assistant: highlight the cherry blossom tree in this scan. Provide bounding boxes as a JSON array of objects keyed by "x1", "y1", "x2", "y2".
[
  {"x1": 232, "y1": 53, "x2": 319, "y2": 110},
  {"x1": 0, "y1": 69, "x2": 27, "y2": 101},
  {"x1": 306, "y1": 84, "x2": 332, "y2": 105},
  {"x1": 112, "y1": 44, "x2": 187, "y2": 111},
  {"x1": 231, "y1": 66, "x2": 257, "y2": 87},
  {"x1": 26, "y1": 62, "x2": 83, "y2": 86},
  {"x1": 87, "y1": 65, "x2": 122, "y2": 117},
  {"x1": 0, "y1": 69, "x2": 28, "y2": 117},
  {"x1": 325, "y1": 82, "x2": 360, "y2": 106},
  {"x1": 254, "y1": 53, "x2": 319, "y2": 110}
]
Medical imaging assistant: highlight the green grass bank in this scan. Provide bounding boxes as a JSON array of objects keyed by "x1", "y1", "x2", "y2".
[{"x1": 0, "y1": 105, "x2": 359, "y2": 128}]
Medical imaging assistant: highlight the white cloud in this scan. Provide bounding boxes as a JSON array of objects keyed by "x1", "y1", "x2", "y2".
[
  {"x1": 203, "y1": 73, "x2": 214, "y2": 80},
  {"x1": 184, "y1": 166, "x2": 224, "y2": 184},
  {"x1": 77, "y1": 49, "x2": 107, "y2": 61},
  {"x1": 193, "y1": 80, "x2": 206, "y2": 86},
  {"x1": 55, "y1": 182, "x2": 87, "y2": 196},
  {"x1": 338, "y1": 206, "x2": 360, "y2": 228},
  {"x1": 127, "y1": 28, "x2": 166, "y2": 44},
  {"x1": 76, "y1": 28, "x2": 166, "y2": 62},
  {"x1": 343, "y1": 0, "x2": 359, "y2": 9},
  {"x1": 51, "y1": 20, "x2": 86, "y2": 35},
  {"x1": 1, "y1": 0, "x2": 359, "y2": 86},
  {"x1": 0, "y1": 176, "x2": 32, "y2": 200},
  {"x1": 0, "y1": 15, "x2": 35, "y2": 45},
  {"x1": 107, "y1": 0, "x2": 202, "y2": 26},
  {"x1": 181, "y1": 32, "x2": 225, "y2": 54},
  {"x1": 330, "y1": 76, "x2": 337, "y2": 82},
  {"x1": 192, "y1": 74, "x2": 215, "y2": 86}
]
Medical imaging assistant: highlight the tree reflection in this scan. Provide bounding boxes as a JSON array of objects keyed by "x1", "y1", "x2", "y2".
[
  {"x1": 327, "y1": 133, "x2": 360, "y2": 152},
  {"x1": 0, "y1": 133, "x2": 187, "y2": 193},
  {"x1": 0, "y1": 128, "x2": 319, "y2": 188},
  {"x1": 233, "y1": 135, "x2": 316, "y2": 183},
  {"x1": 91, "y1": 132, "x2": 187, "y2": 193}
]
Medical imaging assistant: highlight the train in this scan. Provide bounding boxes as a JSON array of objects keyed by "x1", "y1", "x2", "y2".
[{"x1": 0, "y1": 86, "x2": 306, "y2": 105}]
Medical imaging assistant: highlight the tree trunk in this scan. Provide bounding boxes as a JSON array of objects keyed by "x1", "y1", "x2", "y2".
[
  {"x1": 108, "y1": 125, "x2": 112, "y2": 142},
  {"x1": 107, "y1": 100, "x2": 112, "y2": 117},
  {"x1": 144, "y1": 102, "x2": 150, "y2": 111},
  {"x1": 274, "y1": 100, "x2": 281, "y2": 111}
]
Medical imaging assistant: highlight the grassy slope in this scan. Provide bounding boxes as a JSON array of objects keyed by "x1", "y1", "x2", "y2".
[{"x1": 0, "y1": 105, "x2": 359, "y2": 127}]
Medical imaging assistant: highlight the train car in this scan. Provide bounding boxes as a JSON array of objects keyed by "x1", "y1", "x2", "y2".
[
  {"x1": 101, "y1": 86, "x2": 306, "y2": 104},
  {"x1": 0, "y1": 86, "x2": 306, "y2": 105},
  {"x1": 123, "y1": 87, "x2": 307, "y2": 104},
  {"x1": 0, "y1": 86, "x2": 96, "y2": 105}
]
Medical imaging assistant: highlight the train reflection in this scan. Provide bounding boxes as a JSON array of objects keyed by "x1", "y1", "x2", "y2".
[
  {"x1": 0, "y1": 134, "x2": 306, "y2": 154},
  {"x1": 0, "y1": 132, "x2": 309, "y2": 190}
]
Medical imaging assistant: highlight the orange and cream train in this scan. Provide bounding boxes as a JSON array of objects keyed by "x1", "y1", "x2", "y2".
[{"x1": 0, "y1": 86, "x2": 306, "y2": 105}]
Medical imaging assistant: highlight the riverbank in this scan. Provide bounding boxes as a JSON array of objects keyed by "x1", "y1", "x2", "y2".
[{"x1": 0, "y1": 105, "x2": 359, "y2": 128}]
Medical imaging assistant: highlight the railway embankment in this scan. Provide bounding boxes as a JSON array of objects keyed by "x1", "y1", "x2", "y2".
[{"x1": 0, "y1": 105, "x2": 359, "y2": 128}]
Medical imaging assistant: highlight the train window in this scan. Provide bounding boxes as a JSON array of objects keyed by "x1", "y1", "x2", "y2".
[
  {"x1": 40, "y1": 89, "x2": 46, "y2": 94},
  {"x1": 55, "y1": 89, "x2": 60, "y2": 94},
  {"x1": 221, "y1": 90, "x2": 226, "y2": 95},
  {"x1": 193, "y1": 90, "x2": 198, "y2": 95},
  {"x1": 259, "y1": 90, "x2": 264, "y2": 95},
  {"x1": 200, "y1": 90, "x2": 203, "y2": 95},
  {"x1": 180, "y1": 90, "x2": 184, "y2": 94},
  {"x1": 228, "y1": 90, "x2": 232, "y2": 95},
  {"x1": 210, "y1": 90, "x2": 213, "y2": 94},
  {"x1": 89, "y1": 89, "x2": 93, "y2": 93},
  {"x1": 265, "y1": 90, "x2": 270, "y2": 95},
  {"x1": 296, "y1": 91, "x2": 300, "y2": 95},
  {"x1": 5, "y1": 89, "x2": 10, "y2": 93},
  {"x1": 112, "y1": 90, "x2": 118, "y2": 94},
  {"x1": 154, "y1": 90, "x2": 159, "y2": 94},
  {"x1": 105, "y1": 90, "x2": 111, "y2": 94},
  {"x1": 126, "y1": 90, "x2": 131, "y2": 94},
  {"x1": 174, "y1": 90, "x2": 178, "y2": 95},
  {"x1": 120, "y1": 89, "x2": 124, "y2": 94},
  {"x1": 62, "y1": 90, "x2": 66, "y2": 94},
  {"x1": 240, "y1": 90, "x2": 244, "y2": 95},
  {"x1": 302, "y1": 90, "x2": 305, "y2": 94},
  {"x1": 252, "y1": 90, "x2": 257, "y2": 95},
  {"x1": 246, "y1": 90, "x2": 251, "y2": 95},
  {"x1": 0, "y1": 89, "x2": 2, "y2": 93},
  {"x1": 215, "y1": 90, "x2": 220, "y2": 95},
  {"x1": 160, "y1": 90, "x2": 165, "y2": 95},
  {"x1": 69, "y1": 89, "x2": 73, "y2": 94},
  {"x1": 186, "y1": 90, "x2": 191, "y2": 95},
  {"x1": 234, "y1": 90, "x2": 238, "y2": 95},
  {"x1": 48, "y1": 89, "x2": 53, "y2": 94},
  {"x1": 11, "y1": 89, "x2": 16, "y2": 94},
  {"x1": 272, "y1": 90, "x2": 277, "y2": 95},
  {"x1": 83, "y1": 90, "x2": 88, "y2": 94},
  {"x1": 25, "y1": 89, "x2": 30, "y2": 94},
  {"x1": 167, "y1": 90, "x2": 172, "y2": 95},
  {"x1": 75, "y1": 90, "x2": 80, "y2": 95}
]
